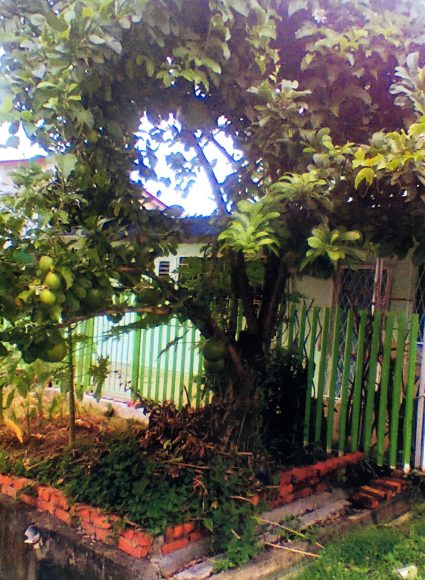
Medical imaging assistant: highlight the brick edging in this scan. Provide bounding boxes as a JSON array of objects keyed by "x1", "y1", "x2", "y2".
[{"x1": 0, "y1": 452, "x2": 365, "y2": 559}]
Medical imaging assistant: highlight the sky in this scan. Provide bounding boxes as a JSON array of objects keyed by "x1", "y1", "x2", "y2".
[{"x1": 0, "y1": 123, "x2": 226, "y2": 216}]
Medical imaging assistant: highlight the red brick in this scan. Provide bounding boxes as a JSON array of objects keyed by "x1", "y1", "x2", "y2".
[
  {"x1": 121, "y1": 528, "x2": 135, "y2": 541},
  {"x1": 161, "y1": 537, "x2": 189, "y2": 555},
  {"x1": 172, "y1": 524, "x2": 184, "y2": 539},
  {"x1": 37, "y1": 498, "x2": 55, "y2": 514},
  {"x1": 19, "y1": 493, "x2": 37, "y2": 507},
  {"x1": 133, "y1": 530, "x2": 152, "y2": 548},
  {"x1": 38, "y1": 486, "x2": 52, "y2": 502},
  {"x1": 359, "y1": 485, "x2": 391, "y2": 500},
  {"x1": 91, "y1": 512, "x2": 113, "y2": 530},
  {"x1": 0, "y1": 474, "x2": 14, "y2": 487},
  {"x1": 315, "y1": 460, "x2": 337, "y2": 476},
  {"x1": 350, "y1": 492, "x2": 379, "y2": 510},
  {"x1": 12, "y1": 477, "x2": 33, "y2": 491},
  {"x1": 333, "y1": 456, "x2": 350, "y2": 469},
  {"x1": 55, "y1": 508, "x2": 72, "y2": 525},
  {"x1": 189, "y1": 531, "x2": 205, "y2": 543},
  {"x1": 117, "y1": 536, "x2": 150, "y2": 558},
  {"x1": 289, "y1": 466, "x2": 318, "y2": 484},
  {"x1": 344, "y1": 452, "x2": 365, "y2": 465},
  {"x1": 94, "y1": 527, "x2": 114, "y2": 543},
  {"x1": 3, "y1": 486, "x2": 17, "y2": 498},
  {"x1": 182, "y1": 522, "x2": 196, "y2": 535},
  {"x1": 80, "y1": 521, "x2": 97, "y2": 537},
  {"x1": 279, "y1": 483, "x2": 294, "y2": 498},
  {"x1": 372, "y1": 478, "x2": 406, "y2": 493},
  {"x1": 50, "y1": 491, "x2": 69, "y2": 511},
  {"x1": 76, "y1": 504, "x2": 94, "y2": 523},
  {"x1": 279, "y1": 471, "x2": 292, "y2": 485},
  {"x1": 293, "y1": 486, "x2": 313, "y2": 500}
]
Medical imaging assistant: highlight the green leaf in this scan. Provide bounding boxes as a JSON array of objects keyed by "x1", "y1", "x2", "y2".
[
  {"x1": 57, "y1": 267, "x2": 74, "y2": 290},
  {"x1": 57, "y1": 153, "x2": 78, "y2": 178},
  {"x1": 89, "y1": 34, "x2": 106, "y2": 45},
  {"x1": 354, "y1": 167, "x2": 374, "y2": 189}
]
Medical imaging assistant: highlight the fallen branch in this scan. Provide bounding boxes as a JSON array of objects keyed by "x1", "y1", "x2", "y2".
[{"x1": 264, "y1": 541, "x2": 320, "y2": 558}]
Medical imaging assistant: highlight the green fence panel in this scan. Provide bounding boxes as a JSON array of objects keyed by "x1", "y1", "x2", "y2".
[
  {"x1": 178, "y1": 321, "x2": 188, "y2": 409},
  {"x1": 389, "y1": 312, "x2": 406, "y2": 469},
  {"x1": 326, "y1": 308, "x2": 342, "y2": 453},
  {"x1": 376, "y1": 312, "x2": 394, "y2": 466},
  {"x1": 170, "y1": 323, "x2": 179, "y2": 404},
  {"x1": 131, "y1": 319, "x2": 142, "y2": 397},
  {"x1": 154, "y1": 325, "x2": 164, "y2": 401},
  {"x1": 338, "y1": 309, "x2": 354, "y2": 456},
  {"x1": 162, "y1": 323, "x2": 172, "y2": 402},
  {"x1": 314, "y1": 307, "x2": 331, "y2": 444},
  {"x1": 297, "y1": 303, "x2": 307, "y2": 358},
  {"x1": 287, "y1": 303, "x2": 297, "y2": 351},
  {"x1": 403, "y1": 314, "x2": 419, "y2": 470},
  {"x1": 363, "y1": 310, "x2": 382, "y2": 455},
  {"x1": 351, "y1": 310, "x2": 367, "y2": 452},
  {"x1": 147, "y1": 327, "x2": 156, "y2": 399},
  {"x1": 303, "y1": 305, "x2": 320, "y2": 445},
  {"x1": 187, "y1": 326, "x2": 197, "y2": 405}
]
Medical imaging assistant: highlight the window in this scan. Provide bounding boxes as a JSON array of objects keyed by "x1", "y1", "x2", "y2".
[{"x1": 158, "y1": 260, "x2": 170, "y2": 277}]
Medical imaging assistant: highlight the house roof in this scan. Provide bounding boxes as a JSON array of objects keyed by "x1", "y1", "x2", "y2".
[{"x1": 180, "y1": 216, "x2": 218, "y2": 241}]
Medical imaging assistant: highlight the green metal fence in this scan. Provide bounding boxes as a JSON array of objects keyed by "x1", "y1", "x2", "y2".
[
  {"x1": 74, "y1": 314, "x2": 210, "y2": 408},
  {"x1": 284, "y1": 304, "x2": 421, "y2": 471},
  {"x1": 74, "y1": 304, "x2": 422, "y2": 470}
]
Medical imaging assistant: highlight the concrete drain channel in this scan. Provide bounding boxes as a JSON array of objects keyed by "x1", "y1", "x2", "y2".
[{"x1": 170, "y1": 477, "x2": 414, "y2": 580}]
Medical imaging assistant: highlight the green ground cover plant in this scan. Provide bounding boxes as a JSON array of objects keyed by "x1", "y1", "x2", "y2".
[{"x1": 298, "y1": 503, "x2": 425, "y2": 579}]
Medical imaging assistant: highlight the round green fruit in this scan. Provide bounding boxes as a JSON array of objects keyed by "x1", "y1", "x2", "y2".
[
  {"x1": 45, "y1": 271, "x2": 62, "y2": 290},
  {"x1": 203, "y1": 358, "x2": 225, "y2": 373},
  {"x1": 39, "y1": 289, "x2": 57, "y2": 306},
  {"x1": 203, "y1": 339, "x2": 226, "y2": 361},
  {"x1": 38, "y1": 255, "x2": 54, "y2": 273},
  {"x1": 42, "y1": 341, "x2": 67, "y2": 363},
  {"x1": 85, "y1": 288, "x2": 105, "y2": 310},
  {"x1": 138, "y1": 287, "x2": 161, "y2": 306}
]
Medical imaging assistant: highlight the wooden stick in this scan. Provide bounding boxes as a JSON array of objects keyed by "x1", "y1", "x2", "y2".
[{"x1": 264, "y1": 541, "x2": 320, "y2": 558}]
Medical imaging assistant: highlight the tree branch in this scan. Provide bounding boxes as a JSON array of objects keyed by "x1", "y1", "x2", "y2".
[{"x1": 190, "y1": 133, "x2": 229, "y2": 214}]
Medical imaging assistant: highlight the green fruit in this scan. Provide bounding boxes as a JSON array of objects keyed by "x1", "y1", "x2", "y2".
[
  {"x1": 39, "y1": 255, "x2": 54, "y2": 273},
  {"x1": 39, "y1": 289, "x2": 57, "y2": 306},
  {"x1": 203, "y1": 358, "x2": 225, "y2": 373},
  {"x1": 45, "y1": 271, "x2": 62, "y2": 290},
  {"x1": 138, "y1": 287, "x2": 161, "y2": 306},
  {"x1": 85, "y1": 288, "x2": 105, "y2": 310},
  {"x1": 203, "y1": 339, "x2": 226, "y2": 361},
  {"x1": 42, "y1": 341, "x2": 67, "y2": 363}
]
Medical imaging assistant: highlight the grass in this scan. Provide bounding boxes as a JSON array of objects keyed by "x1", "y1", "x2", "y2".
[{"x1": 296, "y1": 502, "x2": 425, "y2": 579}]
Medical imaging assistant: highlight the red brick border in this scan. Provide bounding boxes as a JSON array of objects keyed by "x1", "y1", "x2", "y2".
[{"x1": 0, "y1": 452, "x2": 367, "y2": 559}]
